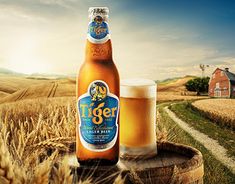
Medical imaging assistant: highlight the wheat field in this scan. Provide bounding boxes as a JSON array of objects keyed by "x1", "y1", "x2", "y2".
[
  {"x1": 0, "y1": 75, "x2": 207, "y2": 183},
  {"x1": 0, "y1": 97, "x2": 77, "y2": 183},
  {"x1": 192, "y1": 99, "x2": 235, "y2": 129},
  {"x1": 0, "y1": 97, "x2": 168, "y2": 184}
]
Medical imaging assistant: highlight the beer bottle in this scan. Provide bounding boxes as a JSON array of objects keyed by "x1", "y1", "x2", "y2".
[{"x1": 76, "y1": 7, "x2": 120, "y2": 166}]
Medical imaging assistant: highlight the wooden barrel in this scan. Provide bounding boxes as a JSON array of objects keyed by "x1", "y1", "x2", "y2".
[{"x1": 68, "y1": 141, "x2": 204, "y2": 184}]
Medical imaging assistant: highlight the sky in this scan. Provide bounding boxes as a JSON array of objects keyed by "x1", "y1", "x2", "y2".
[{"x1": 0, "y1": 0, "x2": 235, "y2": 80}]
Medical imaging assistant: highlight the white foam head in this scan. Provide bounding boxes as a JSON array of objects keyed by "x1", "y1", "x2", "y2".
[{"x1": 120, "y1": 79, "x2": 157, "y2": 98}]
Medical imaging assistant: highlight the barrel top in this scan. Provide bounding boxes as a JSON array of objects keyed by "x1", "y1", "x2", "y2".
[{"x1": 68, "y1": 141, "x2": 203, "y2": 171}]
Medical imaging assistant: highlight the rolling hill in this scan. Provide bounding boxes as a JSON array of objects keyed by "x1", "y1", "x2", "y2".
[
  {"x1": 157, "y1": 75, "x2": 196, "y2": 93},
  {"x1": 0, "y1": 67, "x2": 75, "y2": 99},
  {"x1": 0, "y1": 74, "x2": 203, "y2": 104},
  {"x1": 0, "y1": 75, "x2": 51, "y2": 96},
  {"x1": 0, "y1": 78, "x2": 76, "y2": 104}
]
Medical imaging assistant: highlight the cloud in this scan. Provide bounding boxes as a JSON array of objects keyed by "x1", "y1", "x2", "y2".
[
  {"x1": 0, "y1": 0, "x2": 86, "y2": 20},
  {"x1": 0, "y1": 0, "x2": 235, "y2": 80}
]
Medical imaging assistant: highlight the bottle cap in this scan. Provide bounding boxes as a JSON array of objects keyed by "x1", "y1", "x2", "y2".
[{"x1": 88, "y1": 7, "x2": 109, "y2": 18}]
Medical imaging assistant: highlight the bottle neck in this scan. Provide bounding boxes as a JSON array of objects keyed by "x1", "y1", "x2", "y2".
[
  {"x1": 85, "y1": 39, "x2": 113, "y2": 61},
  {"x1": 85, "y1": 13, "x2": 112, "y2": 62}
]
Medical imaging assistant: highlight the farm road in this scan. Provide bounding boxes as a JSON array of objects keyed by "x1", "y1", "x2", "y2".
[{"x1": 164, "y1": 106, "x2": 235, "y2": 174}]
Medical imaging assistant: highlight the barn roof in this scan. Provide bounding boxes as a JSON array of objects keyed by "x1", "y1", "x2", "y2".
[{"x1": 224, "y1": 70, "x2": 235, "y2": 85}]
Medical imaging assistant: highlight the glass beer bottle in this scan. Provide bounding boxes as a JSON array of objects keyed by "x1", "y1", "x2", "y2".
[{"x1": 76, "y1": 7, "x2": 120, "y2": 166}]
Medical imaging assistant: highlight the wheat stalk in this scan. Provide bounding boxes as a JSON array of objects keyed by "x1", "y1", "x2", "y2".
[
  {"x1": 0, "y1": 98, "x2": 79, "y2": 183},
  {"x1": 31, "y1": 141, "x2": 69, "y2": 152},
  {"x1": 46, "y1": 137, "x2": 75, "y2": 143},
  {"x1": 78, "y1": 178, "x2": 93, "y2": 184},
  {"x1": 31, "y1": 150, "x2": 58, "y2": 184},
  {"x1": 128, "y1": 170, "x2": 144, "y2": 184},
  {"x1": 0, "y1": 136, "x2": 26, "y2": 184},
  {"x1": 51, "y1": 157, "x2": 73, "y2": 184},
  {"x1": 0, "y1": 137, "x2": 15, "y2": 184},
  {"x1": 113, "y1": 174, "x2": 125, "y2": 184}
]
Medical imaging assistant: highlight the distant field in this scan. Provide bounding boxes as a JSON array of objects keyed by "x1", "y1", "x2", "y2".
[
  {"x1": 0, "y1": 74, "x2": 203, "y2": 104},
  {"x1": 157, "y1": 92, "x2": 208, "y2": 102},
  {"x1": 0, "y1": 75, "x2": 51, "y2": 94},
  {"x1": 0, "y1": 91, "x2": 8, "y2": 98},
  {"x1": 192, "y1": 99, "x2": 235, "y2": 130},
  {"x1": 156, "y1": 76, "x2": 207, "y2": 102},
  {"x1": 157, "y1": 75, "x2": 195, "y2": 93},
  {"x1": 0, "y1": 76, "x2": 76, "y2": 104}
]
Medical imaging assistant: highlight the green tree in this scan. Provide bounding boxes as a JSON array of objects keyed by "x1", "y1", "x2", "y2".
[{"x1": 185, "y1": 77, "x2": 210, "y2": 95}]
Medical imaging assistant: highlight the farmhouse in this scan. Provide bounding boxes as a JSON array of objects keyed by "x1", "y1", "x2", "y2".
[{"x1": 209, "y1": 68, "x2": 235, "y2": 98}]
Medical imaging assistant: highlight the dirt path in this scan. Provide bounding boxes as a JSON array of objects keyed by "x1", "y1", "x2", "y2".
[{"x1": 164, "y1": 106, "x2": 235, "y2": 174}]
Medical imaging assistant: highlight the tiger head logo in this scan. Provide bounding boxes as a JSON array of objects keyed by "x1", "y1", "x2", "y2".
[
  {"x1": 90, "y1": 82, "x2": 107, "y2": 101},
  {"x1": 94, "y1": 16, "x2": 103, "y2": 24}
]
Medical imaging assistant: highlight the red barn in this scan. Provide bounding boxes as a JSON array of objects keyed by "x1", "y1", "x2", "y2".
[{"x1": 209, "y1": 68, "x2": 235, "y2": 98}]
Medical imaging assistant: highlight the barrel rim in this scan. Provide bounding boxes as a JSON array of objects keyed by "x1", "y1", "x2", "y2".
[
  {"x1": 126, "y1": 141, "x2": 204, "y2": 182},
  {"x1": 69, "y1": 141, "x2": 203, "y2": 174},
  {"x1": 157, "y1": 141, "x2": 203, "y2": 172},
  {"x1": 120, "y1": 141, "x2": 203, "y2": 175},
  {"x1": 69, "y1": 141, "x2": 204, "y2": 182}
]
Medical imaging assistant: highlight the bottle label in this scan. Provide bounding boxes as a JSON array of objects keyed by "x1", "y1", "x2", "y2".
[
  {"x1": 87, "y1": 15, "x2": 110, "y2": 44},
  {"x1": 78, "y1": 80, "x2": 119, "y2": 152}
]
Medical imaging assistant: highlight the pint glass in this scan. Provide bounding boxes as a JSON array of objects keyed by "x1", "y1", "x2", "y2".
[{"x1": 120, "y1": 79, "x2": 157, "y2": 158}]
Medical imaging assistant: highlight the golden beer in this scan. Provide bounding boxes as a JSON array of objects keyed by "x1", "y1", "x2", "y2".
[{"x1": 120, "y1": 79, "x2": 157, "y2": 157}]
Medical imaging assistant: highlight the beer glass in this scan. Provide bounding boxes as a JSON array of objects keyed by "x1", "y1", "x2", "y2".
[{"x1": 120, "y1": 79, "x2": 157, "y2": 158}]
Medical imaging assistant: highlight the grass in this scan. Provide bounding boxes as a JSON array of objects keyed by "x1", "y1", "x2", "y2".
[
  {"x1": 157, "y1": 103, "x2": 235, "y2": 184},
  {"x1": 169, "y1": 102, "x2": 235, "y2": 157}
]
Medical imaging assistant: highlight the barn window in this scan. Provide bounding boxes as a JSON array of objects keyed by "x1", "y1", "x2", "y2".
[
  {"x1": 220, "y1": 71, "x2": 224, "y2": 76},
  {"x1": 216, "y1": 83, "x2": 219, "y2": 88}
]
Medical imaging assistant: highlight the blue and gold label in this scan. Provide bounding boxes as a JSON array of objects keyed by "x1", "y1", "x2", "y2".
[
  {"x1": 87, "y1": 16, "x2": 110, "y2": 44},
  {"x1": 78, "y1": 80, "x2": 119, "y2": 151}
]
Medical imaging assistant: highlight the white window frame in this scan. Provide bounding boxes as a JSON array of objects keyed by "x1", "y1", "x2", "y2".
[
  {"x1": 214, "y1": 86, "x2": 221, "y2": 97},
  {"x1": 220, "y1": 71, "x2": 224, "y2": 76}
]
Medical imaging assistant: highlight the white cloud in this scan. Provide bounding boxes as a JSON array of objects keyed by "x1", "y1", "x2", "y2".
[{"x1": 0, "y1": 1, "x2": 234, "y2": 79}]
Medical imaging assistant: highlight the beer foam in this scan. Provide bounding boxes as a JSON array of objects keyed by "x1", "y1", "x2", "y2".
[{"x1": 121, "y1": 79, "x2": 157, "y2": 98}]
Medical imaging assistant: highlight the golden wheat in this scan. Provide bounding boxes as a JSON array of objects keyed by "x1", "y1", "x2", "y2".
[
  {"x1": 0, "y1": 136, "x2": 26, "y2": 184},
  {"x1": 113, "y1": 174, "x2": 125, "y2": 184},
  {"x1": 30, "y1": 150, "x2": 58, "y2": 184},
  {"x1": 0, "y1": 137, "x2": 15, "y2": 184},
  {"x1": 51, "y1": 157, "x2": 73, "y2": 184},
  {"x1": 192, "y1": 99, "x2": 235, "y2": 129},
  {"x1": 0, "y1": 97, "x2": 76, "y2": 183},
  {"x1": 157, "y1": 92, "x2": 208, "y2": 102},
  {"x1": 31, "y1": 141, "x2": 69, "y2": 152},
  {"x1": 0, "y1": 97, "x2": 168, "y2": 183}
]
